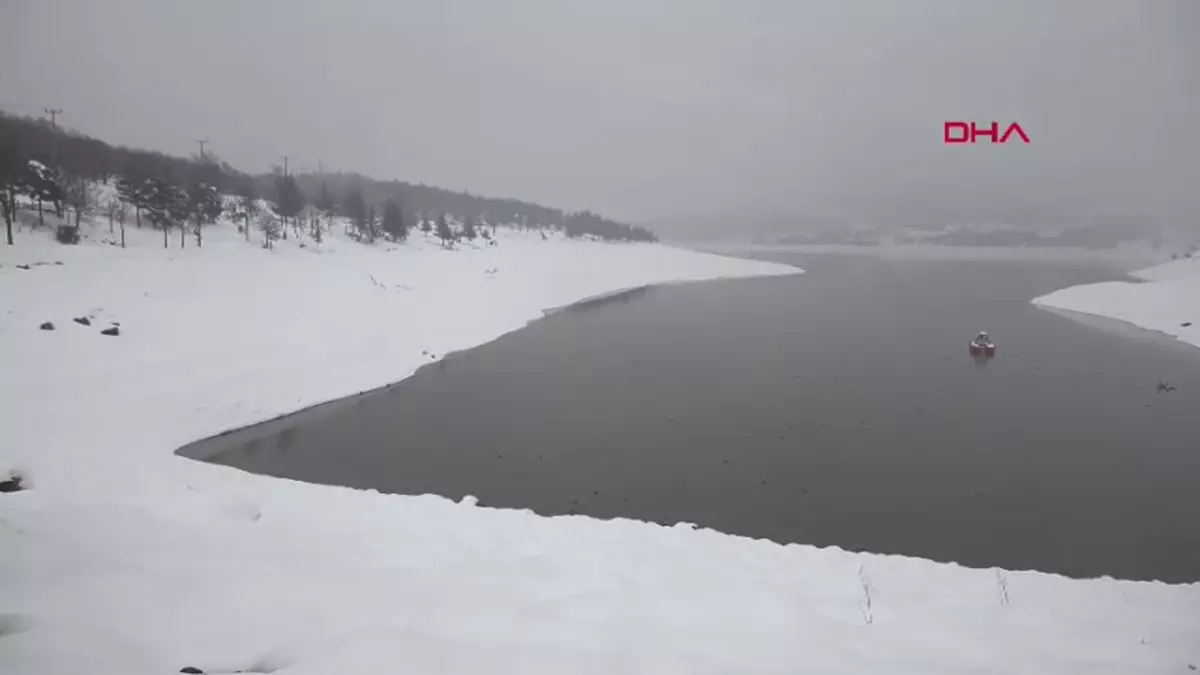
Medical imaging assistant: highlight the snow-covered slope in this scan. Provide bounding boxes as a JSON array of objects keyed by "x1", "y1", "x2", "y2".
[
  {"x1": 2, "y1": 214, "x2": 1198, "y2": 675},
  {"x1": 1032, "y1": 256, "x2": 1200, "y2": 350}
]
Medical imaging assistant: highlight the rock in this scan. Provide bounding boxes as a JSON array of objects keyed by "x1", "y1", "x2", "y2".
[
  {"x1": 39, "y1": 322, "x2": 54, "y2": 331},
  {"x1": 180, "y1": 668, "x2": 204, "y2": 674},
  {"x1": 1156, "y1": 381, "x2": 1177, "y2": 393},
  {"x1": 1182, "y1": 322, "x2": 1193, "y2": 327},
  {"x1": 0, "y1": 474, "x2": 24, "y2": 493},
  {"x1": 100, "y1": 326, "x2": 120, "y2": 337},
  {"x1": 73, "y1": 316, "x2": 91, "y2": 326},
  {"x1": 16, "y1": 264, "x2": 30, "y2": 270}
]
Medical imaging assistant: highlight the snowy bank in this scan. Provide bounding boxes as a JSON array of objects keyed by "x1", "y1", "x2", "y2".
[
  {"x1": 2, "y1": 221, "x2": 1198, "y2": 675},
  {"x1": 1032, "y1": 256, "x2": 1200, "y2": 350}
]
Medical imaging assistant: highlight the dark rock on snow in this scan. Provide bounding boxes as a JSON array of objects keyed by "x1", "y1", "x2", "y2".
[
  {"x1": 0, "y1": 474, "x2": 24, "y2": 493},
  {"x1": 180, "y1": 668, "x2": 205, "y2": 674},
  {"x1": 1182, "y1": 321, "x2": 1193, "y2": 327},
  {"x1": 39, "y1": 322, "x2": 54, "y2": 330},
  {"x1": 100, "y1": 326, "x2": 120, "y2": 337},
  {"x1": 73, "y1": 316, "x2": 91, "y2": 326},
  {"x1": 16, "y1": 264, "x2": 31, "y2": 270}
]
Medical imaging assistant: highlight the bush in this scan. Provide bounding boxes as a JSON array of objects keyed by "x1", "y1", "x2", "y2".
[{"x1": 55, "y1": 225, "x2": 80, "y2": 245}]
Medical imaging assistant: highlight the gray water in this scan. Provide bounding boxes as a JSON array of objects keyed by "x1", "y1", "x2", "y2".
[{"x1": 181, "y1": 254, "x2": 1200, "y2": 583}]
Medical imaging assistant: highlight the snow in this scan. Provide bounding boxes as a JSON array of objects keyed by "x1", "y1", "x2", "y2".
[
  {"x1": 1032, "y1": 255, "x2": 1200, "y2": 350},
  {"x1": 2, "y1": 210, "x2": 1198, "y2": 675}
]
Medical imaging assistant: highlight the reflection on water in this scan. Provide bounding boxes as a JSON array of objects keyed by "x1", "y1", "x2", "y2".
[{"x1": 182, "y1": 255, "x2": 1200, "y2": 583}]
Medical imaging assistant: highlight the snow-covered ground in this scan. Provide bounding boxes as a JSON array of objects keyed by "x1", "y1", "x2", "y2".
[
  {"x1": 2, "y1": 208, "x2": 1198, "y2": 675},
  {"x1": 1033, "y1": 255, "x2": 1200, "y2": 350}
]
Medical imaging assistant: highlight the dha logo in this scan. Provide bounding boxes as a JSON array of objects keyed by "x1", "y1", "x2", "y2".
[{"x1": 944, "y1": 121, "x2": 1030, "y2": 144}]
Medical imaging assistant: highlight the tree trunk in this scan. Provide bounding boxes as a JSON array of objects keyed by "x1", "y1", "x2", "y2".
[
  {"x1": 136, "y1": 206, "x2": 142, "y2": 228},
  {"x1": 163, "y1": 223, "x2": 169, "y2": 248},
  {"x1": 37, "y1": 197, "x2": 44, "y2": 228},
  {"x1": 3, "y1": 193, "x2": 13, "y2": 245},
  {"x1": 120, "y1": 219, "x2": 126, "y2": 248},
  {"x1": 180, "y1": 222, "x2": 186, "y2": 248},
  {"x1": 195, "y1": 214, "x2": 202, "y2": 247},
  {"x1": 244, "y1": 215, "x2": 250, "y2": 242}
]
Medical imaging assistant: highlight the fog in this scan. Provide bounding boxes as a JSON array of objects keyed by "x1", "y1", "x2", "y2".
[{"x1": 1, "y1": 0, "x2": 1196, "y2": 230}]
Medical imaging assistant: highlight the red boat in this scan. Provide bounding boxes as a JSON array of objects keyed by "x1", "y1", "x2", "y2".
[{"x1": 969, "y1": 331, "x2": 996, "y2": 357}]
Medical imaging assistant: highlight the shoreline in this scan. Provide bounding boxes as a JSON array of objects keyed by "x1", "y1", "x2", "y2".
[{"x1": 4, "y1": 227, "x2": 1198, "y2": 675}]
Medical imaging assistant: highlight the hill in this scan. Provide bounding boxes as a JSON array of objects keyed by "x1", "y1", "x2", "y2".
[{"x1": 0, "y1": 110, "x2": 656, "y2": 244}]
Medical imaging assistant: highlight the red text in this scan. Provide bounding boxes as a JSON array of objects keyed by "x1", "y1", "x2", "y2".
[{"x1": 944, "y1": 121, "x2": 1030, "y2": 144}]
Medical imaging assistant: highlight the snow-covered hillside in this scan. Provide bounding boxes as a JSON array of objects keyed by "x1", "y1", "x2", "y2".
[
  {"x1": 2, "y1": 210, "x2": 1198, "y2": 675},
  {"x1": 1032, "y1": 255, "x2": 1200, "y2": 350}
]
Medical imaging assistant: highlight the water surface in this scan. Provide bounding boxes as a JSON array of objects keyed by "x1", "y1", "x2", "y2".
[{"x1": 182, "y1": 254, "x2": 1200, "y2": 582}]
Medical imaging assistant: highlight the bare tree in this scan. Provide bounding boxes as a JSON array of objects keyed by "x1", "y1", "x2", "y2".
[
  {"x1": 0, "y1": 144, "x2": 23, "y2": 245},
  {"x1": 236, "y1": 181, "x2": 258, "y2": 242},
  {"x1": 62, "y1": 174, "x2": 98, "y2": 230},
  {"x1": 258, "y1": 211, "x2": 281, "y2": 249}
]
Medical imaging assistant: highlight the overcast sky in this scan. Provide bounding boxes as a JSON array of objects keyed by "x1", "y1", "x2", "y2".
[{"x1": 2, "y1": 0, "x2": 1196, "y2": 226}]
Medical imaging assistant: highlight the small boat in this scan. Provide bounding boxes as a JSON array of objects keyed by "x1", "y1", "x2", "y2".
[{"x1": 969, "y1": 331, "x2": 996, "y2": 357}]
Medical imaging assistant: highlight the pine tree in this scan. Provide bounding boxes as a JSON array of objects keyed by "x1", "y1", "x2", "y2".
[
  {"x1": 420, "y1": 211, "x2": 432, "y2": 233},
  {"x1": 188, "y1": 182, "x2": 222, "y2": 247},
  {"x1": 142, "y1": 178, "x2": 174, "y2": 248},
  {"x1": 22, "y1": 159, "x2": 63, "y2": 229},
  {"x1": 461, "y1": 214, "x2": 477, "y2": 240},
  {"x1": 366, "y1": 205, "x2": 379, "y2": 243},
  {"x1": 274, "y1": 173, "x2": 304, "y2": 239},
  {"x1": 381, "y1": 198, "x2": 407, "y2": 241},
  {"x1": 343, "y1": 187, "x2": 368, "y2": 241},
  {"x1": 436, "y1": 213, "x2": 454, "y2": 247}
]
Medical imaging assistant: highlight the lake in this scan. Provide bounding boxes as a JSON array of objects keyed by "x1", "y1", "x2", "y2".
[{"x1": 180, "y1": 253, "x2": 1200, "y2": 583}]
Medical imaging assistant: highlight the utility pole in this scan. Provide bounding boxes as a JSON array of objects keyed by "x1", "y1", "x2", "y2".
[
  {"x1": 282, "y1": 155, "x2": 289, "y2": 177},
  {"x1": 43, "y1": 108, "x2": 63, "y2": 127},
  {"x1": 196, "y1": 139, "x2": 209, "y2": 161}
]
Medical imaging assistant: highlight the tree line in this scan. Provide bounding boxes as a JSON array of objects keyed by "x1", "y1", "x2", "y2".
[{"x1": 0, "y1": 109, "x2": 658, "y2": 247}]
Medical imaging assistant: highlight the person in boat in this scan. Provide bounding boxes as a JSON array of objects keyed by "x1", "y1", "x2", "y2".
[{"x1": 973, "y1": 331, "x2": 991, "y2": 346}]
